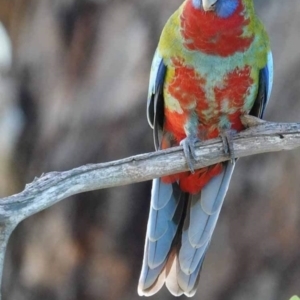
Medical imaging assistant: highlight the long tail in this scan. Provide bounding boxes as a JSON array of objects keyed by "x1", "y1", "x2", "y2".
[{"x1": 138, "y1": 162, "x2": 235, "y2": 297}]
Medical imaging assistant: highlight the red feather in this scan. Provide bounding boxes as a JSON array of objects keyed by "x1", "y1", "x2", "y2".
[
  {"x1": 161, "y1": 2, "x2": 256, "y2": 194},
  {"x1": 181, "y1": 0, "x2": 254, "y2": 56}
]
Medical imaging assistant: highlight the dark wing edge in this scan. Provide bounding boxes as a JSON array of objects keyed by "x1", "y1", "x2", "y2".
[
  {"x1": 146, "y1": 50, "x2": 167, "y2": 150},
  {"x1": 250, "y1": 51, "x2": 273, "y2": 119}
]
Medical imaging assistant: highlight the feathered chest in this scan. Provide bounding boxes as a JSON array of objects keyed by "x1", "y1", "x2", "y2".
[
  {"x1": 163, "y1": 56, "x2": 257, "y2": 141},
  {"x1": 180, "y1": 0, "x2": 254, "y2": 57},
  {"x1": 158, "y1": 0, "x2": 268, "y2": 142}
]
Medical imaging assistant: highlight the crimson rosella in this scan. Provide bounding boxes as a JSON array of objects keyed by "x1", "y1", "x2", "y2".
[{"x1": 138, "y1": 0, "x2": 273, "y2": 297}]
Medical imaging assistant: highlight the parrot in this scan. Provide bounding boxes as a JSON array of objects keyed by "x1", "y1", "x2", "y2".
[{"x1": 138, "y1": 0, "x2": 273, "y2": 297}]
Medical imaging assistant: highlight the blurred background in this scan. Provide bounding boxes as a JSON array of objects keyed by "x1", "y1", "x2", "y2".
[{"x1": 0, "y1": 0, "x2": 300, "y2": 299}]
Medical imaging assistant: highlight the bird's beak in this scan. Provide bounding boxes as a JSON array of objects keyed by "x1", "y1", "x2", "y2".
[{"x1": 202, "y1": 0, "x2": 217, "y2": 11}]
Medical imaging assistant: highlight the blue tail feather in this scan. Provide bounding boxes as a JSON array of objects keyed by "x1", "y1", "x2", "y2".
[
  {"x1": 201, "y1": 163, "x2": 235, "y2": 214},
  {"x1": 148, "y1": 187, "x2": 180, "y2": 242},
  {"x1": 148, "y1": 218, "x2": 178, "y2": 268},
  {"x1": 139, "y1": 162, "x2": 235, "y2": 296},
  {"x1": 139, "y1": 239, "x2": 166, "y2": 290},
  {"x1": 138, "y1": 179, "x2": 185, "y2": 294},
  {"x1": 177, "y1": 162, "x2": 234, "y2": 296},
  {"x1": 188, "y1": 163, "x2": 235, "y2": 247},
  {"x1": 152, "y1": 178, "x2": 173, "y2": 210},
  {"x1": 177, "y1": 246, "x2": 208, "y2": 294},
  {"x1": 179, "y1": 232, "x2": 208, "y2": 274}
]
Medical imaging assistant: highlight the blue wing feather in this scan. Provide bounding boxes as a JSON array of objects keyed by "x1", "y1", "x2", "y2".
[
  {"x1": 260, "y1": 51, "x2": 273, "y2": 117},
  {"x1": 146, "y1": 50, "x2": 167, "y2": 128},
  {"x1": 251, "y1": 50, "x2": 273, "y2": 118},
  {"x1": 265, "y1": 51, "x2": 274, "y2": 107}
]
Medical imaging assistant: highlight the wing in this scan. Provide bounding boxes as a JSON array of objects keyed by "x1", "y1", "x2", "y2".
[
  {"x1": 146, "y1": 49, "x2": 167, "y2": 150},
  {"x1": 250, "y1": 51, "x2": 273, "y2": 118}
]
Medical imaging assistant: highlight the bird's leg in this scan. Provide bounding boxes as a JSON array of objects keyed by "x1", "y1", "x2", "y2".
[
  {"x1": 219, "y1": 129, "x2": 236, "y2": 164},
  {"x1": 180, "y1": 134, "x2": 200, "y2": 173}
]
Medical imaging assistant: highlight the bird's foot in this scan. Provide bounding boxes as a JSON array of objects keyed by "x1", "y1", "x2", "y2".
[
  {"x1": 180, "y1": 134, "x2": 200, "y2": 173},
  {"x1": 220, "y1": 129, "x2": 236, "y2": 164}
]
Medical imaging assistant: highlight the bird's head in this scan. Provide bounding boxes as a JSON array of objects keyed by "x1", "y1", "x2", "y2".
[{"x1": 192, "y1": 0, "x2": 240, "y2": 18}]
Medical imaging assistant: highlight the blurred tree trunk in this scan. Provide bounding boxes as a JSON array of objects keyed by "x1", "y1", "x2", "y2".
[{"x1": 0, "y1": 1, "x2": 300, "y2": 300}]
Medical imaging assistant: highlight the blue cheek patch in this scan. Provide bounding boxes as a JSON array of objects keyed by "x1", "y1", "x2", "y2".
[
  {"x1": 192, "y1": 0, "x2": 202, "y2": 9},
  {"x1": 191, "y1": 0, "x2": 239, "y2": 18},
  {"x1": 216, "y1": 0, "x2": 239, "y2": 18}
]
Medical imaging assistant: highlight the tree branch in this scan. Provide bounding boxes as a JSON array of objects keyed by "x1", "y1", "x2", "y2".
[{"x1": 1, "y1": 116, "x2": 300, "y2": 298}]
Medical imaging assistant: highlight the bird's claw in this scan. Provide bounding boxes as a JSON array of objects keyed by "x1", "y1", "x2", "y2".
[
  {"x1": 180, "y1": 135, "x2": 199, "y2": 173},
  {"x1": 220, "y1": 130, "x2": 236, "y2": 164}
]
